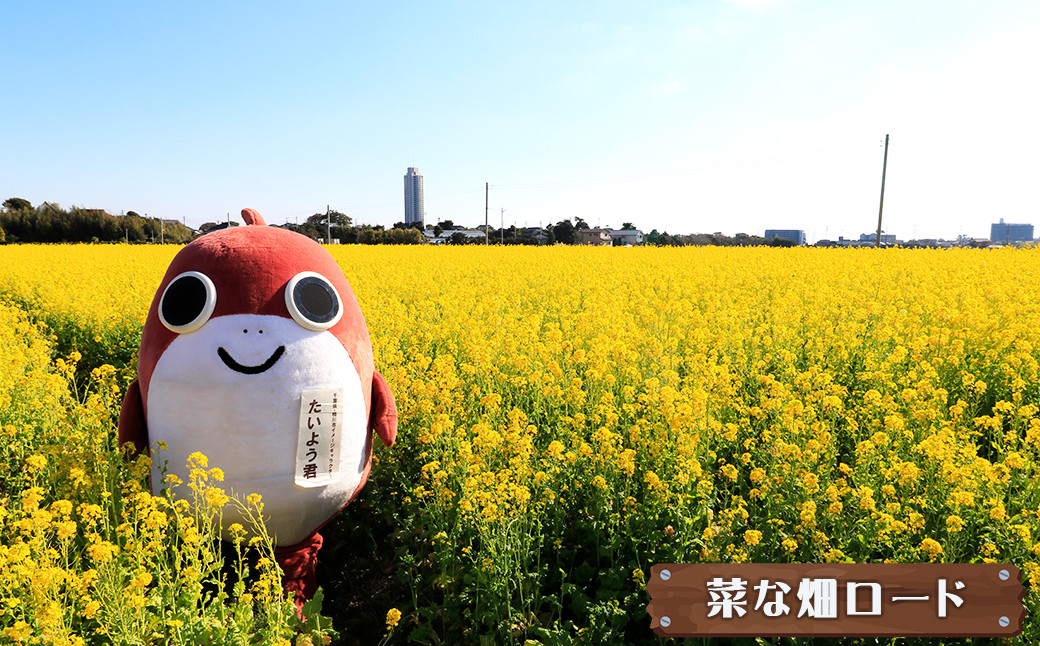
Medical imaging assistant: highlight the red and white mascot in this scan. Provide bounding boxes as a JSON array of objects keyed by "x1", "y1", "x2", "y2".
[{"x1": 119, "y1": 208, "x2": 397, "y2": 609}]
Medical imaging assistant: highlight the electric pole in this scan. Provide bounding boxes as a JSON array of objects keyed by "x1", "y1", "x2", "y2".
[
  {"x1": 327, "y1": 204, "x2": 331, "y2": 244},
  {"x1": 485, "y1": 182, "x2": 489, "y2": 245},
  {"x1": 875, "y1": 134, "x2": 889, "y2": 247},
  {"x1": 501, "y1": 207, "x2": 506, "y2": 244}
]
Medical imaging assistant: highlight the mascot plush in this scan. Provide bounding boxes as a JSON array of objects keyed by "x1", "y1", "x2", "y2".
[{"x1": 119, "y1": 208, "x2": 397, "y2": 608}]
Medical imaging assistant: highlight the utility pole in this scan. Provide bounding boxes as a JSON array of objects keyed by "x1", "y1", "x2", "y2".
[
  {"x1": 327, "y1": 204, "x2": 331, "y2": 244},
  {"x1": 485, "y1": 182, "x2": 489, "y2": 245},
  {"x1": 160, "y1": 217, "x2": 164, "y2": 245},
  {"x1": 501, "y1": 207, "x2": 506, "y2": 244},
  {"x1": 875, "y1": 134, "x2": 889, "y2": 247}
]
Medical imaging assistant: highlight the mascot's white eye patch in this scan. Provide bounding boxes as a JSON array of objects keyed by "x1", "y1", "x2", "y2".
[
  {"x1": 159, "y1": 271, "x2": 217, "y2": 334},
  {"x1": 285, "y1": 272, "x2": 342, "y2": 331}
]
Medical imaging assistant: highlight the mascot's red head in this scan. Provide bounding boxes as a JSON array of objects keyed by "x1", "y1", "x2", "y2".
[{"x1": 119, "y1": 208, "x2": 397, "y2": 608}]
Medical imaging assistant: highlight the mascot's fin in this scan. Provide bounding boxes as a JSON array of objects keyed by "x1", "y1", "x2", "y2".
[
  {"x1": 275, "y1": 532, "x2": 323, "y2": 618},
  {"x1": 241, "y1": 208, "x2": 267, "y2": 226},
  {"x1": 370, "y1": 371, "x2": 398, "y2": 447},
  {"x1": 118, "y1": 379, "x2": 149, "y2": 456}
]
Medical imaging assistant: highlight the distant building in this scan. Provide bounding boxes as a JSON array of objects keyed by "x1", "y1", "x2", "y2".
[
  {"x1": 404, "y1": 167, "x2": 425, "y2": 226},
  {"x1": 765, "y1": 229, "x2": 806, "y2": 245},
  {"x1": 198, "y1": 222, "x2": 240, "y2": 236},
  {"x1": 991, "y1": 218, "x2": 1033, "y2": 244},
  {"x1": 609, "y1": 229, "x2": 644, "y2": 246},
  {"x1": 520, "y1": 227, "x2": 549, "y2": 245},
  {"x1": 422, "y1": 229, "x2": 485, "y2": 244},
  {"x1": 859, "y1": 233, "x2": 896, "y2": 244},
  {"x1": 579, "y1": 228, "x2": 612, "y2": 246}
]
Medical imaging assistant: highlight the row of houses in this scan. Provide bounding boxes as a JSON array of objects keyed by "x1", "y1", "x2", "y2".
[
  {"x1": 422, "y1": 227, "x2": 646, "y2": 246},
  {"x1": 770, "y1": 220, "x2": 1038, "y2": 247}
]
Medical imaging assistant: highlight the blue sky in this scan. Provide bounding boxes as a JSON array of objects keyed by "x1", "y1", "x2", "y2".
[{"x1": 3, "y1": 1, "x2": 1039, "y2": 241}]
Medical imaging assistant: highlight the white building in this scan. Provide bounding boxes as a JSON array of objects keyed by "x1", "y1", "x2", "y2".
[
  {"x1": 609, "y1": 229, "x2": 644, "y2": 246},
  {"x1": 404, "y1": 167, "x2": 425, "y2": 226}
]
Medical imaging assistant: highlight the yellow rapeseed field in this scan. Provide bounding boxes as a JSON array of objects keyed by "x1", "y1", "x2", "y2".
[{"x1": 2, "y1": 243, "x2": 1040, "y2": 644}]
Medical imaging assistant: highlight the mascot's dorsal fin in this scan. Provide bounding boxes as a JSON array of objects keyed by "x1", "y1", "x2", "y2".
[{"x1": 241, "y1": 208, "x2": 267, "y2": 226}]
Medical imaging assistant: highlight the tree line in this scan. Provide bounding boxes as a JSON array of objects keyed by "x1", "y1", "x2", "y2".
[
  {"x1": 0, "y1": 198, "x2": 194, "y2": 244},
  {"x1": 1, "y1": 197, "x2": 799, "y2": 247},
  {"x1": 0, "y1": 200, "x2": 424, "y2": 245}
]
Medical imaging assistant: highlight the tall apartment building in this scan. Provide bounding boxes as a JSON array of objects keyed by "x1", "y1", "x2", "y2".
[
  {"x1": 404, "y1": 167, "x2": 425, "y2": 226},
  {"x1": 991, "y1": 218, "x2": 1033, "y2": 244}
]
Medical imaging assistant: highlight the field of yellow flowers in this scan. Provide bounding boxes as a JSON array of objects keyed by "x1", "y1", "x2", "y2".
[{"x1": 2, "y1": 243, "x2": 1040, "y2": 645}]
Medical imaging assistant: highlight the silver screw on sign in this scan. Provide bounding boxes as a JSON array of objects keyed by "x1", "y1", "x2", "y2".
[
  {"x1": 660, "y1": 616, "x2": 672, "y2": 628},
  {"x1": 999, "y1": 569, "x2": 1010, "y2": 581},
  {"x1": 660, "y1": 569, "x2": 671, "y2": 581},
  {"x1": 999, "y1": 616, "x2": 1011, "y2": 628}
]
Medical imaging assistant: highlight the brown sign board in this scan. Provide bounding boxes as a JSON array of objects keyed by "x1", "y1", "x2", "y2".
[{"x1": 646, "y1": 563, "x2": 1025, "y2": 638}]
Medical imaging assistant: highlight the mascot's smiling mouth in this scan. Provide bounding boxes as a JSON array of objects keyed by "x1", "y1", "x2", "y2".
[{"x1": 217, "y1": 346, "x2": 286, "y2": 375}]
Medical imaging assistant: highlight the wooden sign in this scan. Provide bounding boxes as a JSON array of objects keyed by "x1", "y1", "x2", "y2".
[{"x1": 646, "y1": 563, "x2": 1025, "y2": 638}]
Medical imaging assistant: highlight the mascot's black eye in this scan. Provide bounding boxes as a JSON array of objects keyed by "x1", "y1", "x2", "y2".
[
  {"x1": 158, "y1": 271, "x2": 217, "y2": 334},
  {"x1": 285, "y1": 272, "x2": 342, "y2": 331}
]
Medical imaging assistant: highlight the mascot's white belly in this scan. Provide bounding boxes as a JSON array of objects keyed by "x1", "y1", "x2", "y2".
[{"x1": 147, "y1": 314, "x2": 368, "y2": 545}]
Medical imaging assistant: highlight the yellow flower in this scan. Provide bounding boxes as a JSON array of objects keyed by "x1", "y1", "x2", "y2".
[
  {"x1": 744, "y1": 530, "x2": 763, "y2": 546},
  {"x1": 919, "y1": 538, "x2": 944, "y2": 560},
  {"x1": 3, "y1": 621, "x2": 32, "y2": 641},
  {"x1": 82, "y1": 599, "x2": 101, "y2": 619},
  {"x1": 87, "y1": 540, "x2": 119, "y2": 564},
  {"x1": 205, "y1": 487, "x2": 230, "y2": 509},
  {"x1": 386, "y1": 607, "x2": 402, "y2": 630},
  {"x1": 131, "y1": 571, "x2": 153, "y2": 589}
]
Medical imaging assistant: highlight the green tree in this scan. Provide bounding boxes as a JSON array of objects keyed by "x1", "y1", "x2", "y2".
[
  {"x1": 0, "y1": 225, "x2": 5, "y2": 243},
  {"x1": 307, "y1": 210, "x2": 351, "y2": 228},
  {"x1": 621, "y1": 222, "x2": 636, "y2": 230},
  {"x1": 552, "y1": 220, "x2": 576, "y2": 244},
  {"x1": 3, "y1": 197, "x2": 31, "y2": 212}
]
